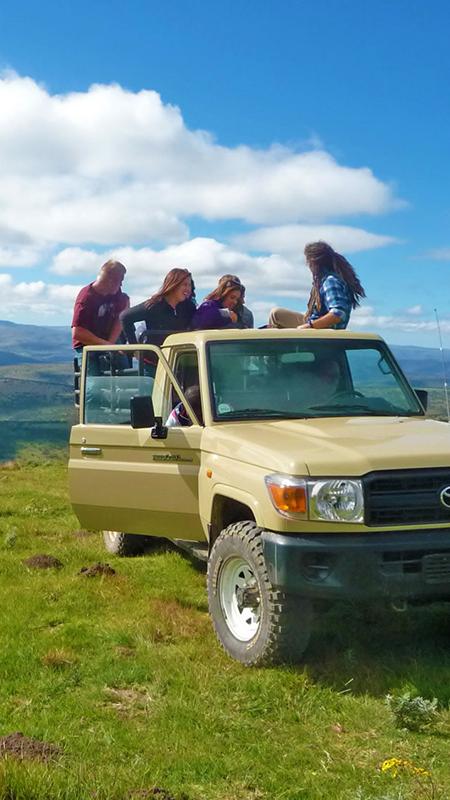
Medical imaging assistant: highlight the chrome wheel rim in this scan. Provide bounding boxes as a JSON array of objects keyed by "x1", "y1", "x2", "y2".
[{"x1": 219, "y1": 556, "x2": 261, "y2": 641}]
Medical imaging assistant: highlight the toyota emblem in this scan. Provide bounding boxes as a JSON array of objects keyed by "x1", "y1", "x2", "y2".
[{"x1": 439, "y1": 486, "x2": 450, "y2": 509}]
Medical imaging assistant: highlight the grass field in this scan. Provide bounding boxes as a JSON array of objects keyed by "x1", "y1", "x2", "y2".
[{"x1": 0, "y1": 451, "x2": 449, "y2": 800}]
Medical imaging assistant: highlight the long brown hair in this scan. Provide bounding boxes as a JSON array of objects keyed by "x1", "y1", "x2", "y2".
[
  {"x1": 145, "y1": 267, "x2": 192, "y2": 309},
  {"x1": 304, "y1": 241, "x2": 366, "y2": 317},
  {"x1": 205, "y1": 277, "x2": 242, "y2": 304}
]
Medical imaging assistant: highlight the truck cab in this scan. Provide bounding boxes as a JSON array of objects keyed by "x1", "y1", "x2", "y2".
[{"x1": 69, "y1": 329, "x2": 450, "y2": 665}]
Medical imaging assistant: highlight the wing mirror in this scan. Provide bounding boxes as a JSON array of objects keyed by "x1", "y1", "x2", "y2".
[{"x1": 130, "y1": 396, "x2": 167, "y2": 438}]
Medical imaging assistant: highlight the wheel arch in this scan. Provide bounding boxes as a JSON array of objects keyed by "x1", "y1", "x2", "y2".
[{"x1": 209, "y1": 486, "x2": 258, "y2": 546}]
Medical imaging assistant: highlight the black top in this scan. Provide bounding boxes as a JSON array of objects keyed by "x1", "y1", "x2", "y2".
[{"x1": 120, "y1": 298, "x2": 196, "y2": 344}]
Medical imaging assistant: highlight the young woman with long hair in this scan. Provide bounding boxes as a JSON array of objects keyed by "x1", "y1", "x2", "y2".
[
  {"x1": 269, "y1": 241, "x2": 366, "y2": 330},
  {"x1": 120, "y1": 267, "x2": 196, "y2": 343},
  {"x1": 190, "y1": 277, "x2": 244, "y2": 330},
  {"x1": 218, "y1": 274, "x2": 254, "y2": 328}
]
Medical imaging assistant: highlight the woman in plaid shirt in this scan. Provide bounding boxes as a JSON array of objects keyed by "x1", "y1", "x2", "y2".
[{"x1": 269, "y1": 241, "x2": 365, "y2": 330}]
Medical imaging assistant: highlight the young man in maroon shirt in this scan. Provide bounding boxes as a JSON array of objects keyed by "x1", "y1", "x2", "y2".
[{"x1": 72, "y1": 260, "x2": 129, "y2": 354}]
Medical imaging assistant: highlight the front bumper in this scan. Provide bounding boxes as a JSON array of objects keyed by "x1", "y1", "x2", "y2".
[{"x1": 261, "y1": 528, "x2": 450, "y2": 601}]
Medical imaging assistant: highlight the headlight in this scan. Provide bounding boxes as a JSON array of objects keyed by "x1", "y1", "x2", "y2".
[
  {"x1": 309, "y1": 479, "x2": 364, "y2": 523},
  {"x1": 265, "y1": 475, "x2": 364, "y2": 523}
]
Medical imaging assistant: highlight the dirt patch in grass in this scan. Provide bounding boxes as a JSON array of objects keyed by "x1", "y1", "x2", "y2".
[
  {"x1": 0, "y1": 460, "x2": 18, "y2": 471},
  {"x1": 115, "y1": 645, "x2": 136, "y2": 658},
  {"x1": 22, "y1": 554, "x2": 63, "y2": 569},
  {"x1": 41, "y1": 648, "x2": 77, "y2": 668},
  {"x1": 127, "y1": 788, "x2": 190, "y2": 800},
  {"x1": 147, "y1": 598, "x2": 209, "y2": 644},
  {"x1": 0, "y1": 732, "x2": 61, "y2": 762},
  {"x1": 103, "y1": 686, "x2": 154, "y2": 717},
  {"x1": 79, "y1": 562, "x2": 116, "y2": 577}
]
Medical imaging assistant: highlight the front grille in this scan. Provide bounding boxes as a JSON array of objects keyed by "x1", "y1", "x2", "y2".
[{"x1": 364, "y1": 469, "x2": 450, "y2": 526}]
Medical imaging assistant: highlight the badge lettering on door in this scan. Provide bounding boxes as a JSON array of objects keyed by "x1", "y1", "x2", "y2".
[{"x1": 153, "y1": 454, "x2": 193, "y2": 463}]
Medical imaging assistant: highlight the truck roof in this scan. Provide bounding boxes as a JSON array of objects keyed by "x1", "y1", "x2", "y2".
[{"x1": 161, "y1": 328, "x2": 384, "y2": 348}]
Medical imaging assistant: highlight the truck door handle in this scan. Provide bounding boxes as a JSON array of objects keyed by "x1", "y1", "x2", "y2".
[{"x1": 80, "y1": 447, "x2": 103, "y2": 456}]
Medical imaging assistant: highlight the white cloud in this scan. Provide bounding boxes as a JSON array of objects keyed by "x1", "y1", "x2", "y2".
[
  {"x1": 351, "y1": 305, "x2": 450, "y2": 333},
  {"x1": 235, "y1": 224, "x2": 399, "y2": 255},
  {"x1": 426, "y1": 248, "x2": 450, "y2": 261},
  {"x1": 0, "y1": 73, "x2": 402, "y2": 257},
  {"x1": 49, "y1": 238, "x2": 313, "y2": 302},
  {"x1": 0, "y1": 273, "x2": 82, "y2": 319},
  {"x1": 405, "y1": 304, "x2": 423, "y2": 316},
  {"x1": 0, "y1": 245, "x2": 46, "y2": 267}
]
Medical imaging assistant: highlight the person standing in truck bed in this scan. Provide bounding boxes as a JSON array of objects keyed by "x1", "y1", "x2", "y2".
[
  {"x1": 72, "y1": 260, "x2": 129, "y2": 357},
  {"x1": 120, "y1": 268, "x2": 196, "y2": 344},
  {"x1": 269, "y1": 241, "x2": 365, "y2": 330}
]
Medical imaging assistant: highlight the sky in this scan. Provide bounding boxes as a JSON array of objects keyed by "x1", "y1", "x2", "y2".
[{"x1": 0, "y1": 0, "x2": 449, "y2": 347}]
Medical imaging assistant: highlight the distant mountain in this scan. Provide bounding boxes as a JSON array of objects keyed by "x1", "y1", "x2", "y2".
[
  {"x1": 0, "y1": 320, "x2": 72, "y2": 365},
  {"x1": 0, "y1": 319, "x2": 449, "y2": 386},
  {"x1": 390, "y1": 344, "x2": 450, "y2": 388}
]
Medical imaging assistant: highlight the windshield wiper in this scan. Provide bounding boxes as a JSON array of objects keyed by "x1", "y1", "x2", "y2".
[
  {"x1": 219, "y1": 408, "x2": 305, "y2": 419},
  {"x1": 308, "y1": 403, "x2": 397, "y2": 415}
]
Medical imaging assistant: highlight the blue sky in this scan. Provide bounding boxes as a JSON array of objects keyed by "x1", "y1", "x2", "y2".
[{"x1": 0, "y1": 0, "x2": 449, "y2": 346}]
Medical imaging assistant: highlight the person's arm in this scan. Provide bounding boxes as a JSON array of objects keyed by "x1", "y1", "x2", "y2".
[
  {"x1": 110, "y1": 297, "x2": 130, "y2": 344},
  {"x1": 298, "y1": 311, "x2": 342, "y2": 329},
  {"x1": 192, "y1": 301, "x2": 231, "y2": 329},
  {"x1": 300, "y1": 276, "x2": 350, "y2": 329},
  {"x1": 240, "y1": 305, "x2": 254, "y2": 328},
  {"x1": 71, "y1": 326, "x2": 110, "y2": 346},
  {"x1": 120, "y1": 301, "x2": 149, "y2": 344}
]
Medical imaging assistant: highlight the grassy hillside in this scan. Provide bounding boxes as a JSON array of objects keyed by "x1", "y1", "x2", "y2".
[
  {"x1": 0, "y1": 452, "x2": 449, "y2": 799},
  {"x1": 0, "y1": 363, "x2": 74, "y2": 422},
  {"x1": 0, "y1": 364, "x2": 75, "y2": 460}
]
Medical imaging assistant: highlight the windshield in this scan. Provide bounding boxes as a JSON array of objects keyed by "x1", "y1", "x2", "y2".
[{"x1": 207, "y1": 339, "x2": 423, "y2": 421}]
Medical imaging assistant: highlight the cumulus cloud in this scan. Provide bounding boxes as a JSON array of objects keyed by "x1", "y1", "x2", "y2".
[
  {"x1": 0, "y1": 273, "x2": 82, "y2": 319},
  {"x1": 49, "y1": 238, "x2": 313, "y2": 298},
  {"x1": 235, "y1": 224, "x2": 399, "y2": 255},
  {"x1": 0, "y1": 73, "x2": 402, "y2": 257}
]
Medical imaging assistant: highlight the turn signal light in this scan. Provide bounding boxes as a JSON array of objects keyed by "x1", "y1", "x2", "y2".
[{"x1": 267, "y1": 483, "x2": 307, "y2": 514}]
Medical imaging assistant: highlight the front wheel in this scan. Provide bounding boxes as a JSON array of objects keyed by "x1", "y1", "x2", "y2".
[{"x1": 207, "y1": 521, "x2": 312, "y2": 666}]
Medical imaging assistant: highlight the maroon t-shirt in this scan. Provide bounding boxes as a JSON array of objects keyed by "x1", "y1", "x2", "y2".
[{"x1": 71, "y1": 283, "x2": 129, "y2": 348}]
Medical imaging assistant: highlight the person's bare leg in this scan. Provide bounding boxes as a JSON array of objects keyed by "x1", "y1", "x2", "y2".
[{"x1": 268, "y1": 308, "x2": 306, "y2": 328}]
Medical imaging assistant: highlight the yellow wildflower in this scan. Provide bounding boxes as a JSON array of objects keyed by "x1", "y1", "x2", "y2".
[{"x1": 381, "y1": 757, "x2": 431, "y2": 779}]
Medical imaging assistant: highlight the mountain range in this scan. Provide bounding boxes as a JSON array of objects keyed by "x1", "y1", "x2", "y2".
[
  {"x1": 0, "y1": 320, "x2": 73, "y2": 364},
  {"x1": 0, "y1": 319, "x2": 449, "y2": 387}
]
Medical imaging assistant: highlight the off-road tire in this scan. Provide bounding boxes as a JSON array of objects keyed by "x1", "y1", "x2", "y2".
[
  {"x1": 102, "y1": 531, "x2": 161, "y2": 557},
  {"x1": 207, "y1": 520, "x2": 313, "y2": 666}
]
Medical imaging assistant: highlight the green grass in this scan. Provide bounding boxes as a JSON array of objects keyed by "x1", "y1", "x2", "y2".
[{"x1": 0, "y1": 452, "x2": 449, "y2": 799}]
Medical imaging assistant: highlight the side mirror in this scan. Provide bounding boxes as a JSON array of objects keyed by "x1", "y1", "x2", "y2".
[
  {"x1": 414, "y1": 389, "x2": 428, "y2": 411},
  {"x1": 130, "y1": 396, "x2": 168, "y2": 439},
  {"x1": 130, "y1": 396, "x2": 156, "y2": 429}
]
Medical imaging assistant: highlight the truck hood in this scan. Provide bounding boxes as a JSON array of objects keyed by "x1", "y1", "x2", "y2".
[{"x1": 203, "y1": 417, "x2": 450, "y2": 476}]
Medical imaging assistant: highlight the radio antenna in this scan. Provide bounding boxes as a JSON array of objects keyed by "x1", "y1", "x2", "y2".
[{"x1": 434, "y1": 308, "x2": 450, "y2": 422}]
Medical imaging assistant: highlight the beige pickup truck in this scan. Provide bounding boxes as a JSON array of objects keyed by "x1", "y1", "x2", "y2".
[{"x1": 69, "y1": 329, "x2": 450, "y2": 665}]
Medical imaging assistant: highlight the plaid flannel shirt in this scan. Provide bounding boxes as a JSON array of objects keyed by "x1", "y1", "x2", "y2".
[{"x1": 309, "y1": 273, "x2": 352, "y2": 329}]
